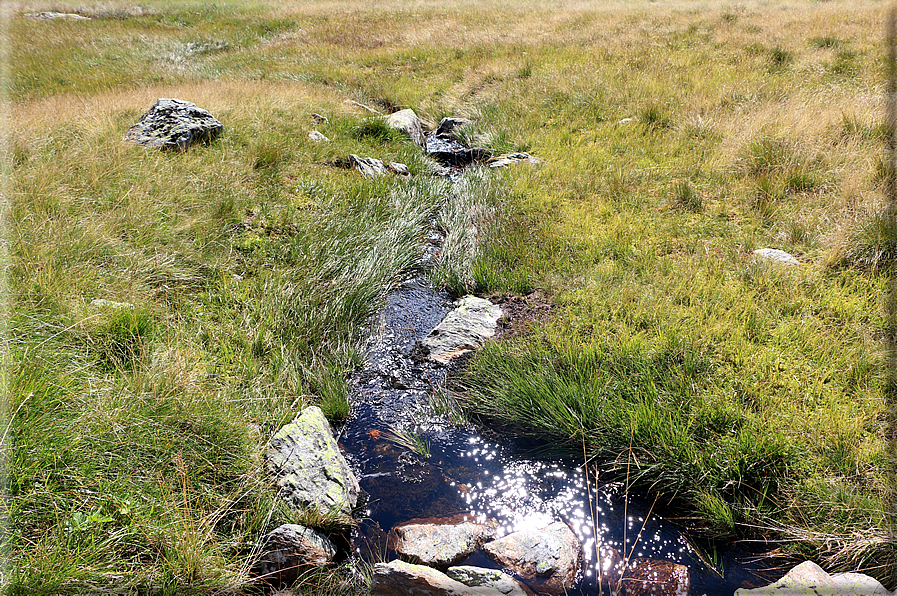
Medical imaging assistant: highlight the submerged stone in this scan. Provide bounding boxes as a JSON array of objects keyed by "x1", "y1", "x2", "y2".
[
  {"x1": 387, "y1": 109, "x2": 427, "y2": 148},
  {"x1": 371, "y1": 560, "x2": 512, "y2": 596},
  {"x1": 252, "y1": 523, "x2": 337, "y2": 586},
  {"x1": 446, "y1": 566, "x2": 529, "y2": 596},
  {"x1": 392, "y1": 514, "x2": 496, "y2": 567},
  {"x1": 124, "y1": 98, "x2": 223, "y2": 151},
  {"x1": 267, "y1": 405, "x2": 360, "y2": 516},
  {"x1": 735, "y1": 561, "x2": 890, "y2": 595},
  {"x1": 421, "y1": 296, "x2": 503, "y2": 364},
  {"x1": 482, "y1": 521, "x2": 582, "y2": 595},
  {"x1": 621, "y1": 559, "x2": 690, "y2": 596}
]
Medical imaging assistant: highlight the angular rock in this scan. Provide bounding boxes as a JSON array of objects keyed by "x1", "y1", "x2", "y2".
[
  {"x1": 482, "y1": 521, "x2": 582, "y2": 595},
  {"x1": 735, "y1": 561, "x2": 890, "y2": 595},
  {"x1": 124, "y1": 98, "x2": 223, "y2": 151},
  {"x1": 435, "y1": 117, "x2": 471, "y2": 137},
  {"x1": 371, "y1": 560, "x2": 510, "y2": 596},
  {"x1": 488, "y1": 152, "x2": 541, "y2": 169},
  {"x1": 348, "y1": 154, "x2": 387, "y2": 178},
  {"x1": 388, "y1": 162, "x2": 411, "y2": 177},
  {"x1": 311, "y1": 113, "x2": 328, "y2": 124},
  {"x1": 421, "y1": 296, "x2": 503, "y2": 364},
  {"x1": 620, "y1": 559, "x2": 689, "y2": 596},
  {"x1": 392, "y1": 514, "x2": 496, "y2": 567},
  {"x1": 446, "y1": 566, "x2": 530, "y2": 596},
  {"x1": 252, "y1": 523, "x2": 337, "y2": 586},
  {"x1": 267, "y1": 405, "x2": 360, "y2": 516},
  {"x1": 308, "y1": 130, "x2": 330, "y2": 142},
  {"x1": 425, "y1": 134, "x2": 491, "y2": 167},
  {"x1": 387, "y1": 109, "x2": 427, "y2": 148},
  {"x1": 753, "y1": 248, "x2": 800, "y2": 266}
]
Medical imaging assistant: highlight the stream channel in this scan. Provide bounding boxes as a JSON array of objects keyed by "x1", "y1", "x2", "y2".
[{"x1": 335, "y1": 171, "x2": 777, "y2": 596}]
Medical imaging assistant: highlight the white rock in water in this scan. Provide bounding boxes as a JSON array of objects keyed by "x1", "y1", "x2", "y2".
[
  {"x1": 753, "y1": 248, "x2": 800, "y2": 266},
  {"x1": 421, "y1": 296, "x2": 503, "y2": 364}
]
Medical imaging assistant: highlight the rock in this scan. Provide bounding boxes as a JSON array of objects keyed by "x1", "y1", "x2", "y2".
[
  {"x1": 421, "y1": 296, "x2": 503, "y2": 364},
  {"x1": 446, "y1": 566, "x2": 530, "y2": 596},
  {"x1": 388, "y1": 162, "x2": 411, "y2": 177},
  {"x1": 267, "y1": 405, "x2": 360, "y2": 516},
  {"x1": 89, "y1": 299, "x2": 134, "y2": 310},
  {"x1": 387, "y1": 109, "x2": 427, "y2": 148},
  {"x1": 311, "y1": 113, "x2": 328, "y2": 124},
  {"x1": 619, "y1": 117, "x2": 634, "y2": 125},
  {"x1": 24, "y1": 11, "x2": 90, "y2": 19},
  {"x1": 425, "y1": 134, "x2": 491, "y2": 167},
  {"x1": 619, "y1": 559, "x2": 689, "y2": 596},
  {"x1": 124, "y1": 98, "x2": 223, "y2": 151},
  {"x1": 371, "y1": 560, "x2": 511, "y2": 595},
  {"x1": 753, "y1": 248, "x2": 800, "y2": 266},
  {"x1": 308, "y1": 130, "x2": 330, "y2": 142},
  {"x1": 488, "y1": 152, "x2": 541, "y2": 169},
  {"x1": 348, "y1": 154, "x2": 387, "y2": 178},
  {"x1": 252, "y1": 523, "x2": 337, "y2": 586},
  {"x1": 392, "y1": 514, "x2": 496, "y2": 567},
  {"x1": 435, "y1": 117, "x2": 471, "y2": 137},
  {"x1": 735, "y1": 561, "x2": 891, "y2": 595},
  {"x1": 481, "y1": 521, "x2": 582, "y2": 595}
]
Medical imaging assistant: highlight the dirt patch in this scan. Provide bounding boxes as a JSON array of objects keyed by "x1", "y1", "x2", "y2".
[{"x1": 495, "y1": 291, "x2": 553, "y2": 339}]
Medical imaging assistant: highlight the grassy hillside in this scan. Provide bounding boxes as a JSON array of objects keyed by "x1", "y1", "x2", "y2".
[{"x1": 5, "y1": 0, "x2": 896, "y2": 592}]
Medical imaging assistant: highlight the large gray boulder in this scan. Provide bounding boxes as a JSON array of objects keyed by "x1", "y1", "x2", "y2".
[
  {"x1": 370, "y1": 560, "x2": 514, "y2": 596},
  {"x1": 735, "y1": 561, "x2": 891, "y2": 595},
  {"x1": 387, "y1": 109, "x2": 427, "y2": 148},
  {"x1": 482, "y1": 522, "x2": 581, "y2": 595},
  {"x1": 124, "y1": 98, "x2": 223, "y2": 151},
  {"x1": 252, "y1": 523, "x2": 337, "y2": 586},
  {"x1": 446, "y1": 566, "x2": 530, "y2": 596},
  {"x1": 267, "y1": 406, "x2": 360, "y2": 516},
  {"x1": 393, "y1": 515, "x2": 496, "y2": 567},
  {"x1": 421, "y1": 296, "x2": 503, "y2": 364}
]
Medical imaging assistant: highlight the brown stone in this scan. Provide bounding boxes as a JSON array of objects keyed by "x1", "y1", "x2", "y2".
[{"x1": 619, "y1": 558, "x2": 689, "y2": 596}]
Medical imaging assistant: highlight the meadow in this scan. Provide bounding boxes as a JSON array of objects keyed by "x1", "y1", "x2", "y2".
[{"x1": 4, "y1": 0, "x2": 896, "y2": 592}]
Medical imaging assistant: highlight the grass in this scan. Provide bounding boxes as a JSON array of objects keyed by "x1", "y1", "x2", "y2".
[{"x1": 6, "y1": 0, "x2": 897, "y2": 591}]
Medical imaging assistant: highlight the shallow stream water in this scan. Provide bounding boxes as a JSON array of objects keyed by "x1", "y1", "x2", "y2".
[{"x1": 335, "y1": 272, "x2": 781, "y2": 595}]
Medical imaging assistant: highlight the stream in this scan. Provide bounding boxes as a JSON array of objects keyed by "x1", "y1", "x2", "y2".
[{"x1": 335, "y1": 173, "x2": 777, "y2": 595}]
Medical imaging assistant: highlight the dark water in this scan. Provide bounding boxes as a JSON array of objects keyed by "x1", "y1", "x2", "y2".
[{"x1": 336, "y1": 272, "x2": 780, "y2": 595}]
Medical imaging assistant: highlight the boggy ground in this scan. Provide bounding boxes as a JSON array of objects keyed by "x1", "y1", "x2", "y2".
[{"x1": 5, "y1": 0, "x2": 896, "y2": 593}]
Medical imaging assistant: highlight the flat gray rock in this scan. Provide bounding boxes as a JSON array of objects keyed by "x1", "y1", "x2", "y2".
[
  {"x1": 394, "y1": 515, "x2": 495, "y2": 567},
  {"x1": 267, "y1": 406, "x2": 360, "y2": 516},
  {"x1": 25, "y1": 11, "x2": 90, "y2": 19},
  {"x1": 421, "y1": 296, "x2": 503, "y2": 364},
  {"x1": 371, "y1": 560, "x2": 511, "y2": 596},
  {"x1": 387, "y1": 109, "x2": 427, "y2": 148},
  {"x1": 482, "y1": 522, "x2": 582, "y2": 595},
  {"x1": 252, "y1": 523, "x2": 336, "y2": 586},
  {"x1": 124, "y1": 98, "x2": 223, "y2": 151},
  {"x1": 753, "y1": 248, "x2": 800, "y2": 266},
  {"x1": 735, "y1": 561, "x2": 891, "y2": 595},
  {"x1": 446, "y1": 566, "x2": 529, "y2": 596},
  {"x1": 308, "y1": 130, "x2": 330, "y2": 142},
  {"x1": 348, "y1": 154, "x2": 387, "y2": 178},
  {"x1": 488, "y1": 152, "x2": 541, "y2": 169}
]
